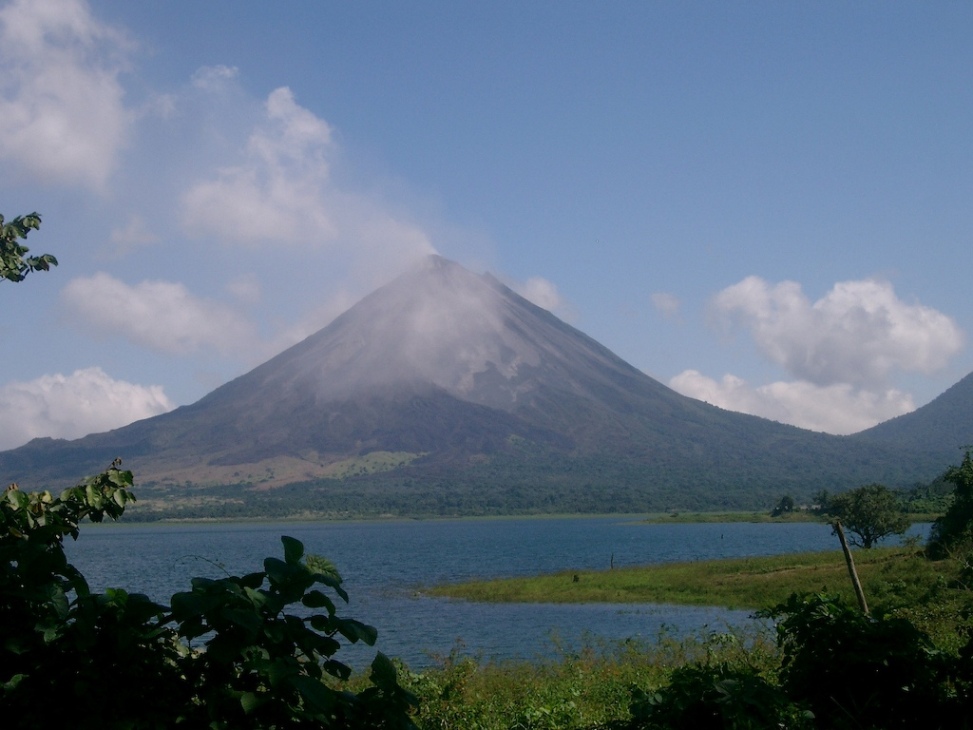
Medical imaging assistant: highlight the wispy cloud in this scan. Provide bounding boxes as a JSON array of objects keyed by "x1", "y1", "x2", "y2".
[
  {"x1": 515, "y1": 276, "x2": 565, "y2": 313},
  {"x1": 181, "y1": 84, "x2": 339, "y2": 247},
  {"x1": 180, "y1": 80, "x2": 436, "y2": 269},
  {"x1": 61, "y1": 272, "x2": 257, "y2": 356},
  {"x1": 106, "y1": 214, "x2": 158, "y2": 256},
  {"x1": 651, "y1": 292, "x2": 680, "y2": 319}
]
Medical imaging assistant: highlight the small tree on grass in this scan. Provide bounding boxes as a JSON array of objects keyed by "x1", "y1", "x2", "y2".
[{"x1": 822, "y1": 483, "x2": 911, "y2": 549}]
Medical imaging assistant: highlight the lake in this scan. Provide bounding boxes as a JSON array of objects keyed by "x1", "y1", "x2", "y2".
[{"x1": 63, "y1": 516, "x2": 927, "y2": 668}]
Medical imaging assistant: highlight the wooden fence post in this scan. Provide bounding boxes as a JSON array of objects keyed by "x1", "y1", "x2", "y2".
[{"x1": 834, "y1": 519, "x2": 869, "y2": 615}]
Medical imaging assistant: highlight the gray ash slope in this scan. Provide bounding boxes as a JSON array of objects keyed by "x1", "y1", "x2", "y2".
[{"x1": 2, "y1": 256, "x2": 968, "y2": 510}]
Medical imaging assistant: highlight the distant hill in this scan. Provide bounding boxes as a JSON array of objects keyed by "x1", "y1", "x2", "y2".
[
  {"x1": 849, "y1": 371, "x2": 973, "y2": 471},
  {"x1": 1, "y1": 256, "x2": 969, "y2": 517}
]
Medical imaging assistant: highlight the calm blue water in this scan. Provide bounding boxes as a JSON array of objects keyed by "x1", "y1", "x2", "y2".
[{"x1": 63, "y1": 517, "x2": 928, "y2": 668}]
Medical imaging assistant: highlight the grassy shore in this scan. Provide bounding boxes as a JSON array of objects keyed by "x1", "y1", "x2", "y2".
[
  {"x1": 428, "y1": 546, "x2": 969, "y2": 645},
  {"x1": 406, "y1": 546, "x2": 971, "y2": 728},
  {"x1": 377, "y1": 541, "x2": 973, "y2": 728},
  {"x1": 641, "y1": 510, "x2": 821, "y2": 524},
  {"x1": 426, "y1": 547, "x2": 900, "y2": 609},
  {"x1": 641, "y1": 510, "x2": 941, "y2": 524}
]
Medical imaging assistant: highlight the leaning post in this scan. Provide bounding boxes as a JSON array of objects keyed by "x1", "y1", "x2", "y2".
[{"x1": 834, "y1": 519, "x2": 869, "y2": 615}]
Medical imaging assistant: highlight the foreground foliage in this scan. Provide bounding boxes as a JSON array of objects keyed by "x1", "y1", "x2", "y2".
[
  {"x1": 0, "y1": 211, "x2": 57, "y2": 283},
  {"x1": 759, "y1": 594, "x2": 971, "y2": 729},
  {"x1": 391, "y1": 628, "x2": 780, "y2": 730},
  {"x1": 630, "y1": 593, "x2": 972, "y2": 730},
  {"x1": 392, "y1": 590, "x2": 973, "y2": 729},
  {"x1": 0, "y1": 462, "x2": 416, "y2": 728}
]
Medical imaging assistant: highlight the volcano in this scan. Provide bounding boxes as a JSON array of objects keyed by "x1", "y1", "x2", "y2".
[{"x1": 1, "y1": 256, "x2": 968, "y2": 515}]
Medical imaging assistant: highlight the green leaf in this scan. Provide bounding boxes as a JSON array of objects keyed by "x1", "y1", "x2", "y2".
[
  {"x1": 306, "y1": 553, "x2": 342, "y2": 583},
  {"x1": 264, "y1": 622, "x2": 285, "y2": 644},
  {"x1": 222, "y1": 607, "x2": 263, "y2": 634},
  {"x1": 239, "y1": 571, "x2": 265, "y2": 589},
  {"x1": 171, "y1": 590, "x2": 216, "y2": 619},
  {"x1": 301, "y1": 589, "x2": 335, "y2": 612},
  {"x1": 240, "y1": 692, "x2": 263, "y2": 714},
  {"x1": 334, "y1": 617, "x2": 378, "y2": 646},
  {"x1": 322, "y1": 658, "x2": 352, "y2": 681},
  {"x1": 266, "y1": 656, "x2": 300, "y2": 687},
  {"x1": 264, "y1": 556, "x2": 309, "y2": 591},
  {"x1": 309, "y1": 633, "x2": 341, "y2": 658},
  {"x1": 290, "y1": 674, "x2": 337, "y2": 714},
  {"x1": 369, "y1": 651, "x2": 399, "y2": 689},
  {"x1": 5, "y1": 488, "x2": 28, "y2": 509},
  {"x1": 281, "y1": 535, "x2": 304, "y2": 564}
]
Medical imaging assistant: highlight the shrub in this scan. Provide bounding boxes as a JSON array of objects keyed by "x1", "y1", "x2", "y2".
[
  {"x1": 629, "y1": 663, "x2": 811, "y2": 730},
  {"x1": 761, "y1": 593, "x2": 969, "y2": 729}
]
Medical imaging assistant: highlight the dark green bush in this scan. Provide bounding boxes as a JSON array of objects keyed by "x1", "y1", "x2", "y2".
[
  {"x1": 762, "y1": 593, "x2": 970, "y2": 730},
  {"x1": 629, "y1": 662, "x2": 811, "y2": 730},
  {"x1": 629, "y1": 592, "x2": 973, "y2": 730}
]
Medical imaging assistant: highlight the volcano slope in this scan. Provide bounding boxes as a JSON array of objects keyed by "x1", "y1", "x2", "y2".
[{"x1": 1, "y1": 256, "x2": 966, "y2": 516}]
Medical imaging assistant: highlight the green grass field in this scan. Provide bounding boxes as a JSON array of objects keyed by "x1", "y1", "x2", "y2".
[{"x1": 427, "y1": 545, "x2": 970, "y2": 647}]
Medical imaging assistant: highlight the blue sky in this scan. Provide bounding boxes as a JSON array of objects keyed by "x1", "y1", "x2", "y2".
[{"x1": 1, "y1": 0, "x2": 971, "y2": 449}]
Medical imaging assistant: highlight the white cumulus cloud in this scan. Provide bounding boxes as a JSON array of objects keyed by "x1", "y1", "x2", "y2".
[
  {"x1": 714, "y1": 276, "x2": 964, "y2": 387},
  {"x1": 61, "y1": 272, "x2": 256, "y2": 355},
  {"x1": 0, "y1": 367, "x2": 173, "y2": 450},
  {"x1": 0, "y1": 0, "x2": 134, "y2": 190},
  {"x1": 671, "y1": 275, "x2": 964, "y2": 434},
  {"x1": 670, "y1": 369, "x2": 915, "y2": 435}
]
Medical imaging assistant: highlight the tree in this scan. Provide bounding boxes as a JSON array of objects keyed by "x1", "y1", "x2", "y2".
[
  {"x1": 771, "y1": 494, "x2": 795, "y2": 517},
  {"x1": 822, "y1": 483, "x2": 911, "y2": 549},
  {"x1": 0, "y1": 212, "x2": 57, "y2": 283},
  {"x1": 927, "y1": 450, "x2": 973, "y2": 559},
  {"x1": 811, "y1": 489, "x2": 830, "y2": 515}
]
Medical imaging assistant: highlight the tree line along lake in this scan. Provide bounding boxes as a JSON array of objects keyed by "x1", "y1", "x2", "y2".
[{"x1": 63, "y1": 516, "x2": 929, "y2": 669}]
